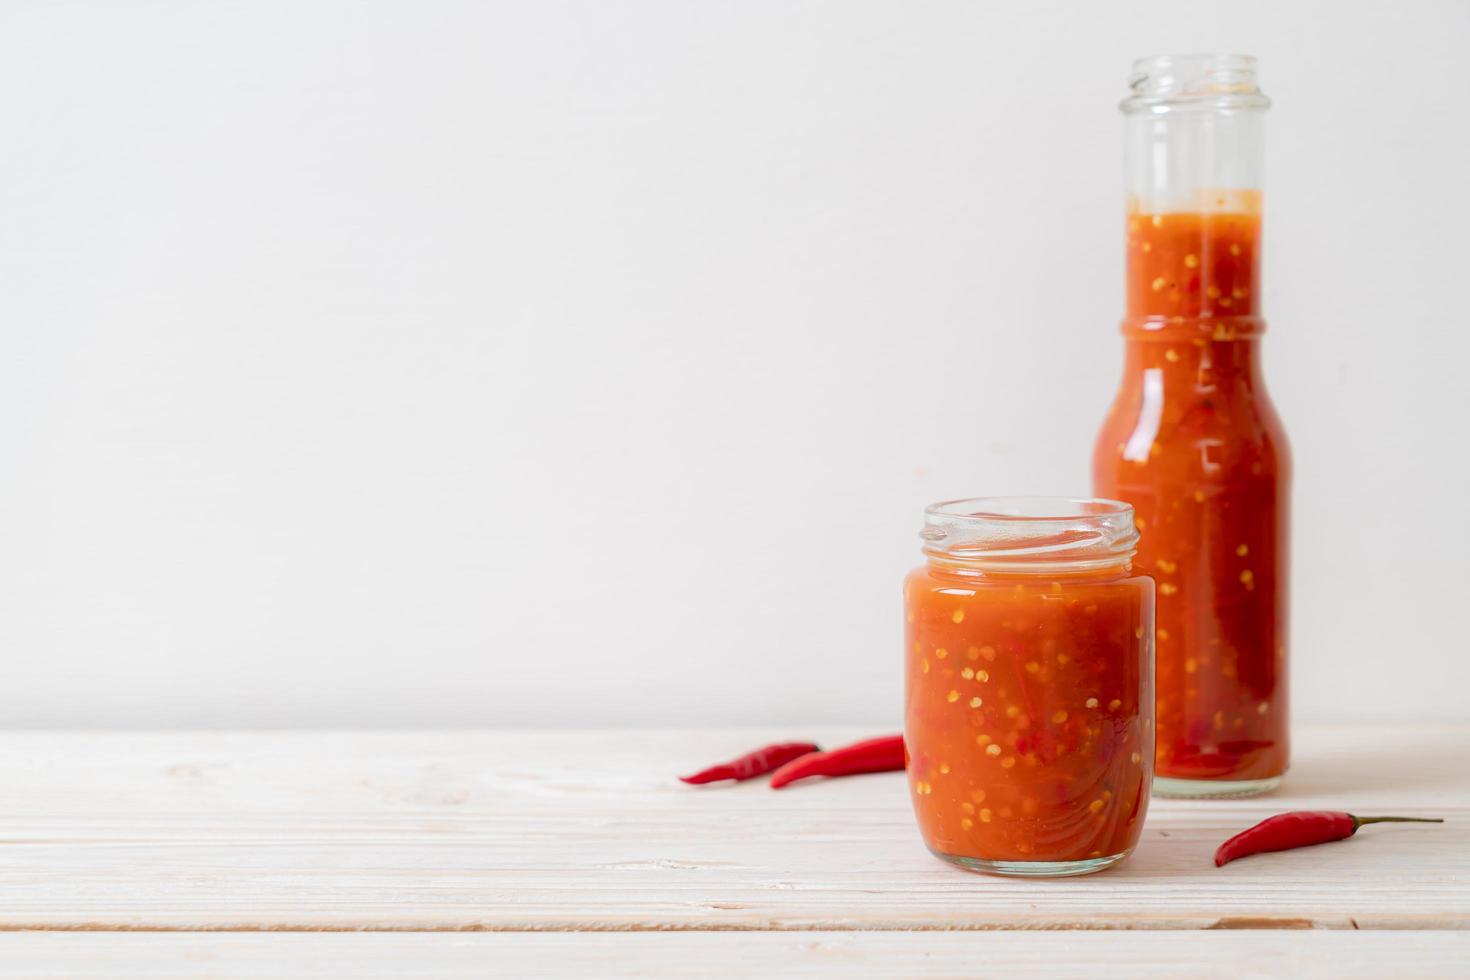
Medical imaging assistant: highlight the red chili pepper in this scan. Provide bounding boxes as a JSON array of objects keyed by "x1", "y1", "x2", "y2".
[
  {"x1": 768, "y1": 734, "x2": 906, "y2": 789},
  {"x1": 679, "y1": 741, "x2": 820, "y2": 785},
  {"x1": 1214, "y1": 811, "x2": 1444, "y2": 866}
]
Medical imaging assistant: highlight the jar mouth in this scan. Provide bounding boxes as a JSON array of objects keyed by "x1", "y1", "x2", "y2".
[{"x1": 922, "y1": 496, "x2": 1138, "y2": 571}]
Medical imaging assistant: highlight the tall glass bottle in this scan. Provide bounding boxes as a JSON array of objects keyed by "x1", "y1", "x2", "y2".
[{"x1": 1093, "y1": 55, "x2": 1289, "y2": 798}]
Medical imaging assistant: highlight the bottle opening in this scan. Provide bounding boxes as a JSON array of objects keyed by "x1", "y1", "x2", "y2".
[{"x1": 1124, "y1": 54, "x2": 1269, "y2": 112}]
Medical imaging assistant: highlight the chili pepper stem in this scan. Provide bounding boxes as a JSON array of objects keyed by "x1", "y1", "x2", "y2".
[{"x1": 1351, "y1": 815, "x2": 1444, "y2": 830}]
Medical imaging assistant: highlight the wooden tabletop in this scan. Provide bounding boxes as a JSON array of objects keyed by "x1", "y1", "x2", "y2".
[{"x1": 0, "y1": 725, "x2": 1465, "y2": 977}]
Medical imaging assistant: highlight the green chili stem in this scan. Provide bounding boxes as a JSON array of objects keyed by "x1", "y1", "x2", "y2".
[{"x1": 1352, "y1": 815, "x2": 1444, "y2": 830}]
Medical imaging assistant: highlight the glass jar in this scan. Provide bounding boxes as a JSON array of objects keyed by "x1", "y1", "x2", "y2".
[
  {"x1": 903, "y1": 497, "x2": 1154, "y2": 877},
  {"x1": 1093, "y1": 55, "x2": 1290, "y2": 798}
]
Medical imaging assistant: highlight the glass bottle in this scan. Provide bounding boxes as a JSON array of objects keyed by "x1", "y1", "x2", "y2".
[
  {"x1": 1093, "y1": 55, "x2": 1290, "y2": 798},
  {"x1": 904, "y1": 497, "x2": 1154, "y2": 877}
]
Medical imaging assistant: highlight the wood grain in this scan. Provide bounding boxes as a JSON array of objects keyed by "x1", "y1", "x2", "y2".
[
  {"x1": 0, "y1": 725, "x2": 1464, "y2": 932},
  {"x1": 0, "y1": 931, "x2": 1465, "y2": 979}
]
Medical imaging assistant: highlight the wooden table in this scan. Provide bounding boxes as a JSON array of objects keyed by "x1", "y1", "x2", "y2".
[{"x1": 0, "y1": 725, "x2": 1465, "y2": 977}]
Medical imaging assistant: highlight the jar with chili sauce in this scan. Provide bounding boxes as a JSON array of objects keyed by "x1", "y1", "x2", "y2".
[
  {"x1": 904, "y1": 497, "x2": 1154, "y2": 877},
  {"x1": 1094, "y1": 55, "x2": 1290, "y2": 798}
]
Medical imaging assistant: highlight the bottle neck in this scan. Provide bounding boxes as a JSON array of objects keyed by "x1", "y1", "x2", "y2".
[
  {"x1": 1122, "y1": 55, "x2": 1268, "y2": 337},
  {"x1": 1125, "y1": 208, "x2": 1262, "y2": 324},
  {"x1": 1123, "y1": 55, "x2": 1268, "y2": 208}
]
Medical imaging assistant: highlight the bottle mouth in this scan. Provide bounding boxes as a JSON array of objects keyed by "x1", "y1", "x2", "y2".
[
  {"x1": 1123, "y1": 54, "x2": 1270, "y2": 113},
  {"x1": 921, "y1": 496, "x2": 1138, "y2": 572}
]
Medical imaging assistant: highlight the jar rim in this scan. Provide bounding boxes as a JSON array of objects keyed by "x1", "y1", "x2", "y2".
[
  {"x1": 921, "y1": 496, "x2": 1139, "y2": 572},
  {"x1": 926, "y1": 496, "x2": 1132, "y2": 522}
]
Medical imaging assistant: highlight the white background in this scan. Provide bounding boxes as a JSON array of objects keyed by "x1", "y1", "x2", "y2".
[{"x1": 2, "y1": 1, "x2": 1467, "y2": 727}]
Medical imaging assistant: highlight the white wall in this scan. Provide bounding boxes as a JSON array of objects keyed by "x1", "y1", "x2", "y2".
[{"x1": 2, "y1": 0, "x2": 1467, "y2": 727}]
